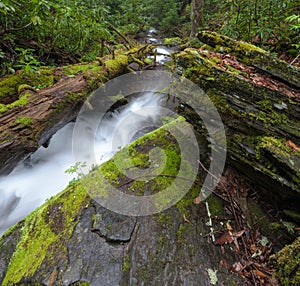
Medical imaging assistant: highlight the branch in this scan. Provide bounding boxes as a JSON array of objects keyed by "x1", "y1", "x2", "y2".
[
  {"x1": 108, "y1": 24, "x2": 132, "y2": 49},
  {"x1": 0, "y1": 22, "x2": 32, "y2": 36}
]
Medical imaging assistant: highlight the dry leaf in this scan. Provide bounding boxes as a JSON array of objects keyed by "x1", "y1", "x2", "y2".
[
  {"x1": 193, "y1": 197, "x2": 201, "y2": 204},
  {"x1": 232, "y1": 229, "x2": 245, "y2": 238},
  {"x1": 214, "y1": 232, "x2": 234, "y2": 245},
  {"x1": 226, "y1": 222, "x2": 233, "y2": 231},
  {"x1": 214, "y1": 230, "x2": 245, "y2": 246},
  {"x1": 253, "y1": 269, "x2": 267, "y2": 278},
  {"x1": 286, "y1": 140, "x2": 300, "y2": 152}
]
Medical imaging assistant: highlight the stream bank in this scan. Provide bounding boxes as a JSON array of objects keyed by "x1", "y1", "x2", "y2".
[{"x1": 0, "y1": 31, "x2": 299, "y2": 285}]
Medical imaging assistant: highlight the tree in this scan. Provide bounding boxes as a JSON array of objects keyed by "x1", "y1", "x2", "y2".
[{"x1": 190, "y1": 0, "x2": 204, "y2": 37}]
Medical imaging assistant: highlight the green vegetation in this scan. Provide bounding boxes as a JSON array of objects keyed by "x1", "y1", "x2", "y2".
[
  {"x1": 0, "y1": 93, "x2": 30, "y2": 115},
  {"x1": 11, "y1": 116, "x2": 32, "y2": 127},
  {"x1": 1, "y1": 0, "x2": 298, "y2": 77},
  {"x1": 2, "y1": 182, "x2": 88, "y2": 285}
]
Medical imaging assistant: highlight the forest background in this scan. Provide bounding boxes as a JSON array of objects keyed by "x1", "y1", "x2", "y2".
[{"x1": 0, "y1": 0, "x2": 299, "y2": 75}]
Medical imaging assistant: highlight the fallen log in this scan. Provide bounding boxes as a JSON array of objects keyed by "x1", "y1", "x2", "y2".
[
  {"x1": 0, "y1": 46, "x2": 153, "y2": 174},
  {"x1": 197, "y1": 30, "x2": 300, "y2": 88},
  {"x1": 172, "y1": 31, "x2": 300, "y2": 217}
]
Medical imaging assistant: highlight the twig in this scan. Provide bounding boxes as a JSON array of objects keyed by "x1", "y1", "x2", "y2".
[{"x1": 291, "y1": 53, "x2": 300, "y2": 65}]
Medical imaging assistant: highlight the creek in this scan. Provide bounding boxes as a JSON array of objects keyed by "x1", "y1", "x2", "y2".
[{"x1": 0, "y1": 30, "x2": 173, "y2": 234}]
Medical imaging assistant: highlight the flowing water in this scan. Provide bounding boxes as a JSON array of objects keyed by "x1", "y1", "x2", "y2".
[
  {"x1": 0, "y1": 91, "x2": 171, "y2": 234},
  {"x1": 0, "y1": 30, "x2": 173, "y2": 235}
]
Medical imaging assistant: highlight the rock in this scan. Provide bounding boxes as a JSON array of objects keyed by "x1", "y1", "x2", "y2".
[{"x1": 0, "y1": 118, "x2": 244, "y2": 285}]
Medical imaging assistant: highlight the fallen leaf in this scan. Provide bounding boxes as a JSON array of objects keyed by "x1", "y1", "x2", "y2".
[
  {"x1": 253, "y1": 269, "x2": 267, "y2": 278},
  {"x1": 214, "y1": 232, "x2": 234, "y2": 245},
  {"x1": 232, "y1": 229, "x2": 245, "y2": 238},
  {"x1": 226, "y1": 222, "x2": 233, "y2": 231},
  {"x1": 286, "y1": 140, "x2": 300, "y2": 152},
  {"x1": 214, "y1": 230, "x2": 245, "y2": 245}
]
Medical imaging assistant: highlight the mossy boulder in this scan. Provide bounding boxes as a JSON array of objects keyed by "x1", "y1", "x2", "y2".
[{"x1": 0, "y1": 118, "x2": 246, "y2": 286}]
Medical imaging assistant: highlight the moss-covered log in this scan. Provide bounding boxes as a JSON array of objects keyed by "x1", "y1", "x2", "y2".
[
  {"x1": 172, "y1": 32, "x2": 300, "y2": 221},
  {"x1": 0, "y1": 46, "x2": 153, "y2": 175},
  {"x1": 197, "y1": 30, "x2": 300, "y2": 89}
]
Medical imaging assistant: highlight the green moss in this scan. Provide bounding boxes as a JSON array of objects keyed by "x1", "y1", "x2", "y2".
[
  {"x1": 0, "y1": 75, "x2": 26, "y2": 100},
  {"x1": 0, "y1": 93, "x2": 30, "y2": 115},
  {"x1": 271, "y1": 236, "x2": 300, "y2": 286},
  {"x1": 2, "y1": 183, "x2": 88, "y2": 285},
  {"x1": 11, "y1": 116, "x2": 32, "y2": 127},
  {"x1": 206, "y1": 195, "x2": 224, "y2": 217},
  {"x1": 256, "y1": 136, "x2": 300, "y2": 175},
  {"x1": 105, "y1": 55, "x2": 128, "y2": 75},
  {"x1": 71, "y1": 282, "x2": 90, "y2": 286},
  {"x1": 122, "y1": 253, "x2": 131, "y2": 273},
  {"x1": 163, "y1": 37, "x2": 182, "y2": 45},
  {"x1": 63, "y1": 63, "x2": 100, "y2": 76},
  {"x1": 198, "y1": 31, "x2": 268, "y2": 56},
  {"x1": 17, "y1": 84, "x2": 35, "y2": 94}
]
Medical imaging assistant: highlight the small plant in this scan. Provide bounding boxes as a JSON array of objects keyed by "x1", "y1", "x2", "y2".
[
  {"x1": 65, "y1": 162, "x2": 87, "y2": 186},
  {"x1": 14, "y1": 48, "x2": 41, "y2": 73},
  {"x1": 286, "y1": 14, "x2": 300, "y2": 53}
]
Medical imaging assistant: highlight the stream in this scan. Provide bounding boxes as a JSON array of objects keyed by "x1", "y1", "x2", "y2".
[{"x1": 0, "y1": 30, "x2": 173, "y2": 235}]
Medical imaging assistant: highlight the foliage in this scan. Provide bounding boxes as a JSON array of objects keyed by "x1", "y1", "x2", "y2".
[
  {"x1": 199, "y1": 0, "x2": 300, "y2": 56},
  {"x1": 65, "y1": 162, "x2": 87, "y2": 186},
  {"x1": 0, "y1": 0, "x2": 111, "y2": 73},
  {"x1": 0, "y1": 0, "x2": 299, "y2": 76}
]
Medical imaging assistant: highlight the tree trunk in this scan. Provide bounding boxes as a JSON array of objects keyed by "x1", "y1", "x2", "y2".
[{"x1": 190, "y1": 0, "x2": 204, "y2": 37}]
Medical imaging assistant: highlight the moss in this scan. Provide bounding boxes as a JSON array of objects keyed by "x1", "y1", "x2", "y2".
[
  {"x1": 256, "y1": 137, "x2": 300, "y2": 179},
  {"x1": 105, "y1": 55, "x2": 128, "y2": 75},
  {"x1": 176, "y1": 223, "x2": 193, "y2": 243},
  {"x1": 0, "y1": 93, "x2": 31, "y2": 115},
  {"x1": 163, "y1": 37, "x2": 182, "y2": 45},
  {"x1": 17, "y1": 84, "x2": 36, "y2": 94},
  {"x1": 198, "y1": 31, "x2": 268, "y2": 56},
  {"x1": 206, "y1": 195, "x2": 224, "y2": 217},
  {"x1": 271, "y1": 236, "x2": 300, "y2": 286},
  {"x1": 10, "y1": 116, "x2": 32, "y2": 127},
  {"x1": 0, "y1": 75, "x2": 26, "y2": 100},
  {"x1": 2, "y1": 183, "x2": 88, "y2": 285},
  {"x1": 63, "y1": 63, "x2": 101, "y2": 76},
  {"x1": 156, "y1": 213, "x2": 172, "y2": 228},
  {"x1": 122, "y1": 253, "x2": 131, "y2": 273}
]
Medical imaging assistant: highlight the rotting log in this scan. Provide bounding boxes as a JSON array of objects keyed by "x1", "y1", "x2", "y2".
[
  {"x1": 172, "y1": 32, "x2": 300, "y2": 214},
  {"x1": 0, "y1": 46, "x2": 153, "y2": 175},
  {"x1": 197, "y1": 30, "x2": 300, "y2": 89}
]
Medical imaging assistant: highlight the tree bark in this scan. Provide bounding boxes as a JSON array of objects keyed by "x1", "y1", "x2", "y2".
[{"x1": 190, "y1": 0, "x2": 204, "y2": 37}]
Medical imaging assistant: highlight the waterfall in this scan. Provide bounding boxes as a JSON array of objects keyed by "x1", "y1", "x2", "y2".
[{"x1": 0, "y1": 91, "x2": 169, "y2": 234}]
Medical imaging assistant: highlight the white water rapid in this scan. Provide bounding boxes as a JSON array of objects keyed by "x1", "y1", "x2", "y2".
[{"x1": 0, "y1": 91, "x2": 169, "y2": 235}]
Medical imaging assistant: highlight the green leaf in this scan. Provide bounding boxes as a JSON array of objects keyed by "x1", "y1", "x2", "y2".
[{"x1": 31, "y1": 15, "x2": 42, "y2": 25}]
